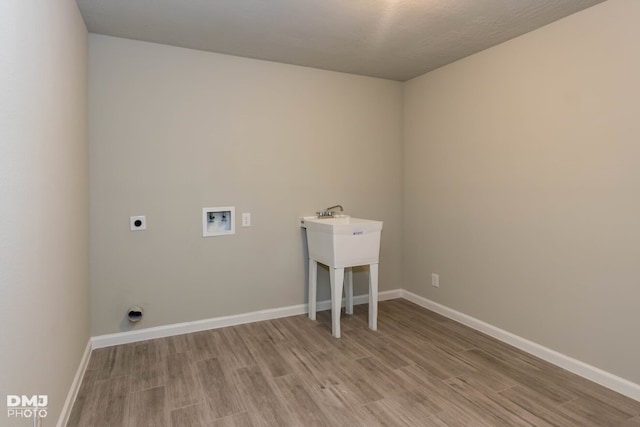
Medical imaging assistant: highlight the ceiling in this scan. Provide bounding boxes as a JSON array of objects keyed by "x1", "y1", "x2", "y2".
[{"x1": 76, "y1": 0, "x2": 605, "y2": 81}]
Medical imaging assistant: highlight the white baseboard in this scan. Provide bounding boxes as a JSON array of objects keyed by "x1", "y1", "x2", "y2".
[
  {"x1": 376, "y1": 289, "x2": 404, "y2": 301},
  {"x1": 92, "y1": 303, "x2": 307, "y2": 349},
  {"x1": 91, "y1": 289, "x2": 402, "y2": 349},
  {"x1": 57, "y1": 339, "x2": 92, "y2": 427},
  {"x1": 401, "y1": 290, "x2": 640, "y2": 402}
]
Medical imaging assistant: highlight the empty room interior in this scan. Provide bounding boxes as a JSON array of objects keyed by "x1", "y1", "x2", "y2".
[{"x1": 2, "y1": 0, "x2": 640, "y2": 425}]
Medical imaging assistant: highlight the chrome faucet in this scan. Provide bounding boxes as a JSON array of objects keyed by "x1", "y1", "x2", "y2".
[{"x1": 317, "y1": 205, "x2": 344, "y2": 218}]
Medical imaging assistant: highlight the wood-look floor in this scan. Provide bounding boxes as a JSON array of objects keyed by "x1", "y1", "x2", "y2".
[{"x1": 68, "y1": 299, "x2": 640, "y2": 426}]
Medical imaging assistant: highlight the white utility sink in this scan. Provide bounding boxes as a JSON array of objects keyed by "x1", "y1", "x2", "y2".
[
  {"x1": 301, "y1": 215, "x2": 383, "y2": 338},
  {"x1": 302, "y1": 216, "x2": 383, "y2": 268}
]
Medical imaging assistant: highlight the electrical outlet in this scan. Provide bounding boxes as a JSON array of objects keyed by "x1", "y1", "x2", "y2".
[
  {"x1": 130, "y1": 215, "x2": 146, "y2": 231},
  {"x1": 431, "y1": 273, "x2": 439, "y2": 288},
  {"x1": 242, "y1": 213, "x2": 251, "y2": 227}
]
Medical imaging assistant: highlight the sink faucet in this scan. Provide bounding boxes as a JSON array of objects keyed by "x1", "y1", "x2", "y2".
[{"x1": 317, "y1": 205, "x2": 344, "y2": 218}]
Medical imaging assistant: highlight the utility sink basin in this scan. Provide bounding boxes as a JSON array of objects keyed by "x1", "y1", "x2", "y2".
[{"x1": 301, "y1": 215, "x2": 383, "y2": 269}]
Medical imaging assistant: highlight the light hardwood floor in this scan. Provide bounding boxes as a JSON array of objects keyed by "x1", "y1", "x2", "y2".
[{"x1": 68, "y1": 299, "x2": 640, "y2": 426}]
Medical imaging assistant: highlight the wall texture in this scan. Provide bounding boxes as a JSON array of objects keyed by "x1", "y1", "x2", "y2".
[
  {"x1": 404, "y1": 0, "x2": 640, "y2": 384},
  {"x1": 0, "y1": 0, "x2": 89, "y2": 423},
  {"x1": 89, "y1": 35, "x2": 403, "y2": 336}
]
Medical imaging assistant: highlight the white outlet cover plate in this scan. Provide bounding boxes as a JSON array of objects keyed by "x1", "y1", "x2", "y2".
[
  {"x1": 242, "y1": 213, "x2": 251, "y2": 227},
  {"x1": 130, "y1": 215, "x2": 146, "y2": 231}
]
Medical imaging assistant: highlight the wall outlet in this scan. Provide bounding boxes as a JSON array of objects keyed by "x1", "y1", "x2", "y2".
[
  {"x1": 431, "y1": 273, "x2": 439, "y2": 288},
  {"x1": 242, "y1": 213, "x2": 251, "y2": 227},
  {"x1": 130, "y1": 215, "x2": 146, "y2": 231}
]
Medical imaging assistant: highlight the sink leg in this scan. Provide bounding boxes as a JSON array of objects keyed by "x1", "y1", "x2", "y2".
[
  {"x1": 308, "y1": 259, "x2": 317, "y2": 321},
  {"x1": 368, "y1": 263, "x2": 378, "y2": 331},
  {"x1": 344, "y1": 267, "x2": 353, "y2": 315},
  {"x1": 330, "y1": 267, "x2": 345, "y2": 338}
]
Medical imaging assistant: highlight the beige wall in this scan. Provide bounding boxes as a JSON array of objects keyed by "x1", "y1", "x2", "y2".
[
  {"x1": 404, "y1": 0, "x2": 640, "y2": 384},
  {"x1": 0, "y1": 0, "x2": 89, "y2": 424},
  {"x1": 89, "y1": 35, "x2": 404, "y2": 336}
]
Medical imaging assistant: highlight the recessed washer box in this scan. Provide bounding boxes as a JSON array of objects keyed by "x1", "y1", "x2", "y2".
[{"x1": 202, "y1": 206, "x2": 235, "y2": 237}]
